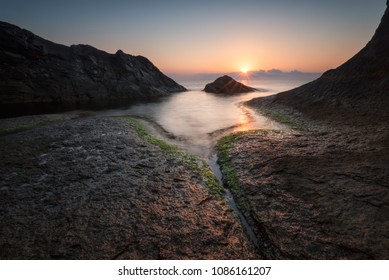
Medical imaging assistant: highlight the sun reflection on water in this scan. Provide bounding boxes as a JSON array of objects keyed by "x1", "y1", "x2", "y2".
[{"x1": 234, "y1": 105, "x2": 257, "y2": 132}]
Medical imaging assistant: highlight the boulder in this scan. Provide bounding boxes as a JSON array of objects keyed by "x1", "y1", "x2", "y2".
[{"x1": 204, "y1": 75, "x2": 257, "y2": 94}]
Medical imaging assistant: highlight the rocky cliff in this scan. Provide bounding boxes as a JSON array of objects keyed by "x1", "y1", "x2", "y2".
[
  {"x1": 0, "y1": 21, "x2": 186, "y2": 104},
  {"x1": 204, "y1": 75, "x2": 257, "y2": 94},
  {"x1": 249, "y1": 2, "x2": 389, "y2": 122}
]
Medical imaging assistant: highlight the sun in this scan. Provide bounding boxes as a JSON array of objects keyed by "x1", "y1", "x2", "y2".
[{"x1": 241, "y1": 67, "x2": 249, "y2": 74}]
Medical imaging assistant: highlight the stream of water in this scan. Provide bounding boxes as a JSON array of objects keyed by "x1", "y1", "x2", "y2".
[{"x1": 208, "y1": 152, "x2": 260, "y2": 248}]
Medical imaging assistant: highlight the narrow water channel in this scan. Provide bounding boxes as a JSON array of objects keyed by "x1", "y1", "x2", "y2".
[
  {"x1": 127, "y1": 98, "x2": 283, "y2": 249},
  {"x1": 137, "y1": 114, "x2": 263, "y2": 249},
  {"x1": 208, "y1": 152, "x2": 260, "y2": 248}
]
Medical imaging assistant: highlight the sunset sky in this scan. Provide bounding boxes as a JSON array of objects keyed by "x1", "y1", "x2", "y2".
[{"x1": 0, "y1": 0, "x2": 386, "y2": 74}]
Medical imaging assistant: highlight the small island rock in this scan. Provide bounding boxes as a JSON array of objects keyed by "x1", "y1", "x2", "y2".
[{"x1": 204, "y1": 75, "x2": 256, "y2": 94}]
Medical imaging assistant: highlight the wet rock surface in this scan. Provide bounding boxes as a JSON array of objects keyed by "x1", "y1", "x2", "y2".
[
  {"x1": 0, "y1": 116, "x2": 256, "y2": 259},
  {"x1": 0, "y1": 21, "x2": 186, "y2": 105},
  {"x1": 204, "y1": 75, "x2": 257, "y2": 94},
  {"x1": 218, "y1": 112, "x2": 389, "y2": 259}
]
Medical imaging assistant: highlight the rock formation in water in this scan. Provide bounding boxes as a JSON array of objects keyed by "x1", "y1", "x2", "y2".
[
  {"x1": 249, "y1": 1, "x2": 389, "y2": 121},
  {"x1": 0, "y1": 21, "x2": 186, "y2": 104},
  {"x1": 204, "y1": 75, "x2": 257, "y2": 94}
]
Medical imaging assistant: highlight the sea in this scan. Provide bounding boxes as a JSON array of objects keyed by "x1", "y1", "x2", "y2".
[
  {"x1": 100, "y1": 75, "x2": 320, "y2": 158},
  {"x1": 1, "y1": 74, "x2": 320, "y2": 157}
]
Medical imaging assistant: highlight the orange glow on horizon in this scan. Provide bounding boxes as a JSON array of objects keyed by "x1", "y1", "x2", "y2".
[
  {"x1": 94, "y1": 1, "x2": 381, "y2": 75},
  {"x1": 141, "y1": 44, "x2": 340, "y2": 74}
]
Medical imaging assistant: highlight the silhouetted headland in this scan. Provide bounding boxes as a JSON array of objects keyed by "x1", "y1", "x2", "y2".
[
  {"x1": 0, "y1": 21, "x2": 186, "y2": 106},
  {"x1": 248, "y1": 0, "x2": 389, "y2": 123}
]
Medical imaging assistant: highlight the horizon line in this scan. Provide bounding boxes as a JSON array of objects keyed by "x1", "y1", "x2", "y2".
[{"x1": 167, "y1": 69, "x2": 324, "y2": 76}]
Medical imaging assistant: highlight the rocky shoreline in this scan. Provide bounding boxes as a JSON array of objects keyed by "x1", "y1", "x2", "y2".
[
  {"x1": 1, "y1": 102, "x2": 388, "y2": 260},
  {"x1": 0, "y1": 115, "x2": 256, "y2": 259},
  {"x1": 225, "y1": 2, "x2": 389, "y2": 259},
  {"x1": 217, "y1": 101, "x2": 389, "y2": 259},
  {"x1": 1, "y1": 0, "x2": 388, "y2": 262}
]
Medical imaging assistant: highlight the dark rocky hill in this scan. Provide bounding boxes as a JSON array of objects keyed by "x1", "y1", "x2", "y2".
[
  {"x1": 0, "y1": 21, "x2": 186, "y2": 104},
  {"x1": 204, "y1": 75, "x2": 257, "y2": 94},
  {"x1": 249, "y1": 1, "x2": 389, "y2": 122}
]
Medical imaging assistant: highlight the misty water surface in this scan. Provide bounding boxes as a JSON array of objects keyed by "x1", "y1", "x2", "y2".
[{"x1": 101, "y1": 78, "x2": 314, "y2": 158}]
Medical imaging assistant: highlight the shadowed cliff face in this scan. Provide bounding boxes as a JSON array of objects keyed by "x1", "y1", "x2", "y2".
[
  {"x1": 250, "y1": 2, "x2": 389, "y2": 122},
  {"x1": 0, "y1": 21, "x2": 186, "y2": 104}
]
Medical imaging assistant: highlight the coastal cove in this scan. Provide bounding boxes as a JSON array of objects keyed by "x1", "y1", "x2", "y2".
[
  {"x1": 1, "y1": 1, "x2": 388, "y2": 262},
  {"x1": 95, "y1": 78, "x2": 313, "y2": 158},
  {"x1": 0, "y1": 77, "x2": 315, "y2": 259},
  {"x1": 1, "y1": 76, "x2": 388, "y2": 260}
]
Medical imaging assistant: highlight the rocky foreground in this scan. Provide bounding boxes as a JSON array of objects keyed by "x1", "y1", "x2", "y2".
[
  {"x1": 0, "y1": 116, "x2": 255, "y2": 259},
  {"x1": 217, "y1": 103, "x2": 389, "y2": 259},
  {"x1": 218, "y1": 0, "x2": 389, "y2": 259}
]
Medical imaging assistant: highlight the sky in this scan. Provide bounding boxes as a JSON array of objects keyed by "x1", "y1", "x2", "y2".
[{"x1": 0, "y1": 0, "x2": 386, "y2": 74}]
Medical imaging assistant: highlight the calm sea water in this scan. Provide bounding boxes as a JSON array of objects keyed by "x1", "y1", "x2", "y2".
[
  {"x1": 1, "y1": 77, "x2": 318, "y2": 157},
  {"x1": 102, "y1": 77, "x2": 317, "y2": 157}
]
